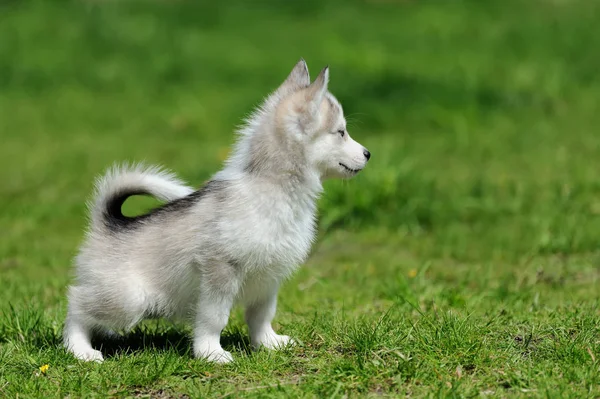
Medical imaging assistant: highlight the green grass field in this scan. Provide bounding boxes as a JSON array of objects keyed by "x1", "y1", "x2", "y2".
[{"x1": 1, "y1": 0, "x2": 599, "y2": 397}]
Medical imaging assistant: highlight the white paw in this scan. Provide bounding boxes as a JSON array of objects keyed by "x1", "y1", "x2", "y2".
[
  {"x1": 194, "y1": 346, "x2": 234, "y2": 363},
  {"x1": 73, "y1": 348, "x2": 104, "y2": 363},
  {"x1": 207, "y1": 350, "x2": 234, "y2": 364},
  {"x1": 254, "y1": 333, "x2": 295, "y2": 350}
]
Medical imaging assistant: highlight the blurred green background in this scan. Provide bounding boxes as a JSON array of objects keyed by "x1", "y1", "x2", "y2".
[{"x1": 1, "y1": 0, "x2": 599, "y2": 397}]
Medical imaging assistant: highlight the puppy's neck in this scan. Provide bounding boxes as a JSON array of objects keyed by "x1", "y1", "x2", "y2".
[{"x1": 220, "y1": 117, "x2": 323, "y2": 200}]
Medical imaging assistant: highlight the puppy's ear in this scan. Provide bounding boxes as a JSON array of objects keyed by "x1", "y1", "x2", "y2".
[
  {"x1": 278, "y1": 59, "x2": 310, "y2": 94},
  {"x1": 295, "y1": 66, "x2": 330, "y2": 133},
  {"x1": 306, "y1": 66, "x2": 329, "y2": 106}
]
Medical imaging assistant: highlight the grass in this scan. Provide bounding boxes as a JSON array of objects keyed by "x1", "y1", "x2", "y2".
[{"x1": 1, "y1": 0, "x2": 599, "y2": 397}]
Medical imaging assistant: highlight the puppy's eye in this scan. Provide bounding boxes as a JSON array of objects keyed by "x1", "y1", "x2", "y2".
[{"x1": 337, "y1": 129, "x2": 345, "y2": 137}]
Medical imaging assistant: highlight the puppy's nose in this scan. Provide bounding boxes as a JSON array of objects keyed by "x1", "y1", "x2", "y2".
[{"x1": 363, "y1": 149, "x2": 371, "y2": 161}]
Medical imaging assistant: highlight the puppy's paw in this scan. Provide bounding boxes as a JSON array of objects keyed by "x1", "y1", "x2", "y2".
[
  {"x1": 207, "y1": 350, "x2": 234, "y2": 364},
  {"x1": 254, "y1": 333, "x2": 296, "y2": 351},
  {"x1": 73, "y1": 348, "x2": 104, "y2": 363},
  {"x1": 194, "y1": 345, "x2": 234, "y2": 364}
]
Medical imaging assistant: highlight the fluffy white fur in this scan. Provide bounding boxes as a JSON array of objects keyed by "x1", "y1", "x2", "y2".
[{"x1": 64, "y1": 59, "x2": 370, "y2": 363}]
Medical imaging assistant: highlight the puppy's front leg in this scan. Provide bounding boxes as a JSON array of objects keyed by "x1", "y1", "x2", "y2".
[
  {"x1": 193, "y1": 273, "x2": 238, "y2": 363},
  {"x1": 245, "y1": 288, "x2": 294, "y2": 350}
]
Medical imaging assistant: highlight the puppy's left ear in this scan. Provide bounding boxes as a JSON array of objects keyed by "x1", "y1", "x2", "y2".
[
  {"x1": 278, "y1": 59, "x2": 310, "y2": 94},
  {"x1": 306, "y1": 66, "x2": 329, "y2": 106}
]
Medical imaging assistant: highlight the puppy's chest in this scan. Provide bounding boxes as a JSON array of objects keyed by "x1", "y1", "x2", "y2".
[{"x1": 223, "y1": 197, "x2": 316, "y2": 270}]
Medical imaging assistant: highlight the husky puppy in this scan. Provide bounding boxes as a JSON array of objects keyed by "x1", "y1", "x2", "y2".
[{"x1": 64, "y1": 59, "x2": 370, "y2": 363}]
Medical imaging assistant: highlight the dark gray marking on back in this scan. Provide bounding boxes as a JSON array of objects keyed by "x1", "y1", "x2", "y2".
[{"x1": 103, "y1": 180, "x2": 226, "y2": 232}]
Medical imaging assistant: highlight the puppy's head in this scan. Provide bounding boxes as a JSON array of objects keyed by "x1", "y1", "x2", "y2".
[{"x1": 274, "y1": 59, "x2": 370, "y2": 179}]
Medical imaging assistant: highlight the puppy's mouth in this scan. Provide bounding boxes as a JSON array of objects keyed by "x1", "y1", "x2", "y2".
[{"x1": 339, "y1": 162, "x2": 362, "y2": 174}]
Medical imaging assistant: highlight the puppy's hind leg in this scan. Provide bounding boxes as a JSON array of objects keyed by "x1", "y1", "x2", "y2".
[
  {"x1": 63, "y1": 287, "x2": 107, "y2": 362},
  {"x1": 63, "y1": 308, "x2": 104, "y2": 363}
]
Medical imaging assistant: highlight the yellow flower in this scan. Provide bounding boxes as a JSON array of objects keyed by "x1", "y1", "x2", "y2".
[
  {"x1": 408, "y1": 269, "x2": 417, "y2": 278},
  {"x1": 39, "y1": 364, "x2": 49, "y2": 374}
]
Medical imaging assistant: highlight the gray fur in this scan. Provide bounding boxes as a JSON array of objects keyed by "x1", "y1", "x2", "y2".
[
  {"x1": 103, "y1": 180, "x2": 226, "y2": 232},
  {"x1": 63, "y1": 59, "x2": 370, "y2": 363}
]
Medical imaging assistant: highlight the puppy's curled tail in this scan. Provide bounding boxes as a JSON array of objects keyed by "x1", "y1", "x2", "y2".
[{"x1": 89, "y1": 164, "x2": 194, "y2": 231}]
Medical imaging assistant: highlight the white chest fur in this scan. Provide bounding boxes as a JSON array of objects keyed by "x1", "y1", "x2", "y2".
[{"x1": 214, "y1": 175, "x2": 320, "y2": 279}]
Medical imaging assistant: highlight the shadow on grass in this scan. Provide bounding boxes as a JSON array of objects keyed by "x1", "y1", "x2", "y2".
[{"x1": 91, "y1": 326, "x2": 251, "y2": 359}]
